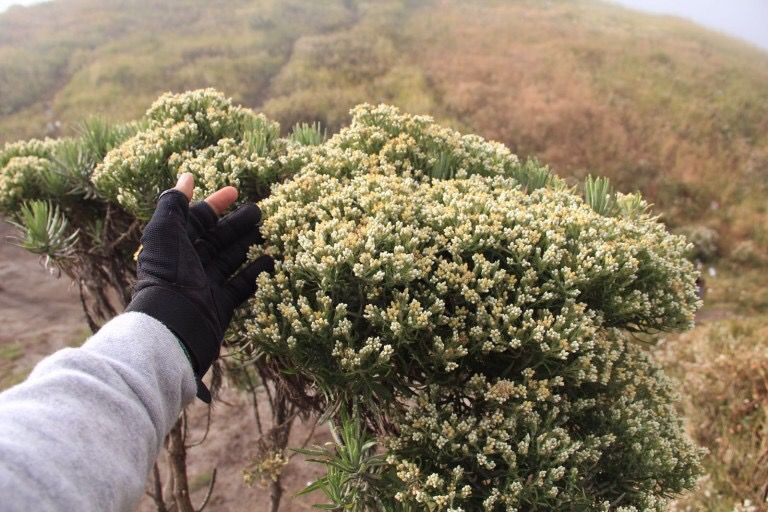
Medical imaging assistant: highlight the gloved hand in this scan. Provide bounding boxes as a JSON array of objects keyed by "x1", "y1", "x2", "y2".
[{"x1": 126, "y1": 173, "x2": 274, "y2": 402}]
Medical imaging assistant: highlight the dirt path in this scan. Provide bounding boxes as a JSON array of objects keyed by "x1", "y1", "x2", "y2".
[{"x1": 0, "y1": 220, "x2": 88, "y2": 386}]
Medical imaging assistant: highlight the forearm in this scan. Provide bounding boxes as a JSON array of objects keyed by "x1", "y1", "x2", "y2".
[{"x1": 0, "y1": 312, "x2": 196, "y2": 512}]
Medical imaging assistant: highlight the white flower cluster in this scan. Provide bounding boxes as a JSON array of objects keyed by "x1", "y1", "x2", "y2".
[
  {"x1": 0, "y1": 138, "x2": 60, "y2": 211},
  {"x1": 92, "y1": 121, "x2": 200, "y2": 217},
  {"x1": 0, "y1": 137, "x2": 59, "y2": 168},
  {"x1": 0, "y1": 156, "x2": 52, "y2": 211},
  {"x1": 295, "y1": 104, "x2": 545, "y2": 185},
  {"x1": 384, "y1": 335, "x2": 703, "y2": 510},
  {"x1": 168, "y1": 136, "x2": 316, "y2": 204},
  {"x1": 91, "y1": 89, "x2": 295, "y2": 218},
  {"x1": 170, "y1": 138, "x2": 273, "y2": 201}
]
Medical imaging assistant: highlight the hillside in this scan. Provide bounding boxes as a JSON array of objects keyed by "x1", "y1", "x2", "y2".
[
  {"x1": 2, "y1": 1, "x2": 768, "y2": 510},
  {"x1": 2, "y1": 0, "x2": 768, "y2": 245}
]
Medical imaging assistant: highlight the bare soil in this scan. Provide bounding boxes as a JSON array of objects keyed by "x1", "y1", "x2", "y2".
[
  {"x1": 141, "y1": 387, "x2": 332, "y2": 512},
  {"x1": 0, "y1": 220, "x2": 330, "y2": 511},
  {"x1": 0, "y1": 221, "x2": 87, "y2": 373}
]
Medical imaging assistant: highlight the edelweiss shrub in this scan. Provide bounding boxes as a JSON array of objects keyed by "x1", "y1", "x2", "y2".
[
  {"x1": 241, "y1": 105, "x2": 702, "y2": 510},
  {"x1": 0, "y1": 91, "x2": 702, "y2": 510},
  {"x1": 387, "y1": 336, "x2": 697, "y2": 511},
  {"x1": 247, "y1": 172, "x2": 696, "y2": 390},
  {"x1": 244, "y1": 177, "x2": 701, "y2": 509},
  {"x1": 0, "y1": 138, "x2": 62, "y2": 211},
  {"x1": 91, "y1": 89, "x2": 308, "y2": 218}
]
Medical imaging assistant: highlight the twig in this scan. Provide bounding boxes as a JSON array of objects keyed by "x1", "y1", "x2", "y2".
[
  {"x1": 167, "y1": 417, "x2": 195, "y2": 512},
  {"x1": 148, "y1": 462, "x2": 169, "y2": 512},
  {"x1": 77, "y1": 279, "x2": 100, "y2": 333},
  {"x1": 186, "y1": 405, "x2": 213, "y2": 448},
  {"x1": 106, "y1": 219, "x2": 141, "y2": 251},
  {"x1": 195, "y1": 468, "x2": 217, "y2": 512}
]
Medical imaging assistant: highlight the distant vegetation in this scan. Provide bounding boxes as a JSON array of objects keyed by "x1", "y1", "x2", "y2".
[
  {"x1": 2, "y1": 0, "x2": 768, "y2": 251},
  {"x1": 2, "y1": 0, "x2": 768, "y2": 510}
]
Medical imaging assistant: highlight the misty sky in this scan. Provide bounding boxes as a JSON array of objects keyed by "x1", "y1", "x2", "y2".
[
  {"x1": 1, "y1": 0, "x2": 767, "y2": 52},
  {"x1": 611, "y1": 0, "x2": 768, "y2": 51},
  {"x1": 0, "y1": 0, "x2": 42, "y2": 12}
]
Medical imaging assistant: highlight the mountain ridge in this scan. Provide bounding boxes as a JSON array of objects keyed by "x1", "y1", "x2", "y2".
[{"x1": 1, "y1": 0, "x2": 767, "y2": 248}]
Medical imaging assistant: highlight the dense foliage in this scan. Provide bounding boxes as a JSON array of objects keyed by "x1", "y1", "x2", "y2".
[
  {"x1": 0, "y1": 90, "x2": 702, "y2": 510},
  {"x1": 242, "y1": 104, "x2": 702, "y2": 510}
]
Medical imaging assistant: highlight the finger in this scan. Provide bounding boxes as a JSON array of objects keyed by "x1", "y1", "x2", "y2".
[
  {"x1": 174, "y1": 173, "x2": 194, "y2": 201},
  {"x1": 223, "y1": 255, "x2": 274, "y2": 308},
  {"x1": 194, "y1": 204, "x2": 262, "y2": 265},
  {"x1": 187, "y1": 201, "x2": 217, "y2": 241},
  {"x1": 204, "y1": 186, "x2": 238, "y2": 216},
  {"x1": 205, "y1": 229, "x2": 265, "y2": 284}
]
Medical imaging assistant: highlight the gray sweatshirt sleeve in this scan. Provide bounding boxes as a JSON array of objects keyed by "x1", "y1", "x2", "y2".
[{"x1": 0, "y1": 311, "x2": 197, "y2": 512}]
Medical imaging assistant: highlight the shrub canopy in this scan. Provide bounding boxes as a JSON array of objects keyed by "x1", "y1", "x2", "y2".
[{"x1": 0, "y1": 90, "x2": 702, "y2": 511}]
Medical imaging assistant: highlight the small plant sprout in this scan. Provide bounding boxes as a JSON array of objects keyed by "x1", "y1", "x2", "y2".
[
  {"x1": 290, "y1": 122, "x2": 326, "y2": 146},
  {"x1": 584, "y1": 174, "x2": 617, "y2": 216}
]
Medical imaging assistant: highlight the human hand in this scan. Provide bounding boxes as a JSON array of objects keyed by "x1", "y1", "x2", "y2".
[{"x1": 126, "y1": 173, "x2": 273, "y2": 402}]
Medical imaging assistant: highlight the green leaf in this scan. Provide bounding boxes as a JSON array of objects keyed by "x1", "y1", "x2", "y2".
[
  {"x1": 9, "y1": 200, "x2": 79, "y2": 262},
  {"x1": 584, "y1": 174, "x2": 617, "y2": 216},
  {"x1": 291, "y1": 122, "x2": 326, "y2": 146}
]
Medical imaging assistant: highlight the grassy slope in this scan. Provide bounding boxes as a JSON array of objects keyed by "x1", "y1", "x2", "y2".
[
  {"x1": 0, "y1": 0, "x2": 356, "y2": 133},
  {"x1": 404, "y1": 0, "x2": 768, "y2": 243},
  {"x1": 2, "y1": 0, "x2": 768, "y2": 509},
  {"x1": 2, "y1": 0, "x2": 767, "y2": 244},
  {"x1": 0, "y1": 0, "x2": 440, "y2": 135}
]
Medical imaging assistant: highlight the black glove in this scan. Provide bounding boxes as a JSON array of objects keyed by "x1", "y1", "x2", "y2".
[{"x1": 126, "y1": 188, "x2": 273, "y2": 402}]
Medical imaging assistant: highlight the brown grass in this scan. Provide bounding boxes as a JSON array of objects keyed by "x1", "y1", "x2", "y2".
[
  {"x1": 403, "y1": 0, "x2": 768, "y2": 248},
  {"x1": 658, "y1": 314, "x2": 768, "y2": 511}
]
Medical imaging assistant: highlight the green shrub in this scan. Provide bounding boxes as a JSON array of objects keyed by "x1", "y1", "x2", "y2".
[
  {"x1": 0, "y1": 91, "x2": 703, "y2": 511},
  {"x1": 730, "y1": 240, "x2": 765, "y2": 266},
  {"x1": 675, "y1": 224, "x2": 719, "y2": 263}
]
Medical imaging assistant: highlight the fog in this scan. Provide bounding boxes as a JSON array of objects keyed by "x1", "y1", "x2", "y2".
[
  {"x1": 0, "y1": 0, "x2": 44, "y2": 12},
  {"x1": 612, "y1": 0, "x2": 768, "y2": 51},
  {"x1": 2, "y1": 0, "x2": 767, "y2": 53}
]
